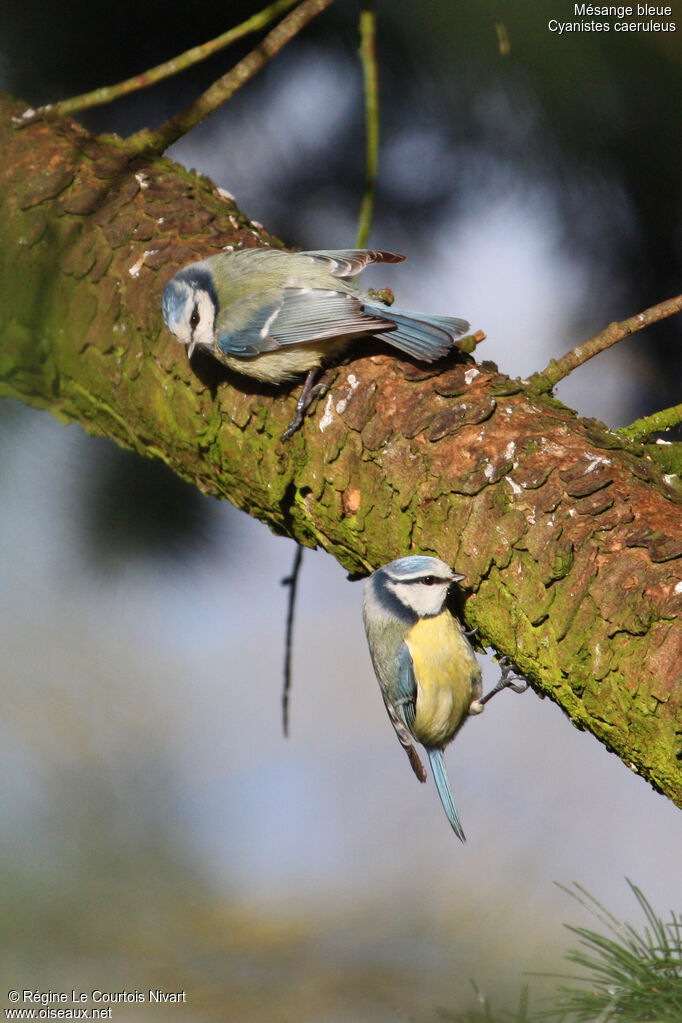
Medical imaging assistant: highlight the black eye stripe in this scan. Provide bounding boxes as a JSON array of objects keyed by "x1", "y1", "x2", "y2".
[{"x1": 395, "y1": 575, "x2": 447, "y2": 586}]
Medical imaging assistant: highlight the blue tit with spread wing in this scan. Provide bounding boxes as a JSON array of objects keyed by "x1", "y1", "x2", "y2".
[{"x1": 162, "y1": 248, "x2": 469, "y2": 436}]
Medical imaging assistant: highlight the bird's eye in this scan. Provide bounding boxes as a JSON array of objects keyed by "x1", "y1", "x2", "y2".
[
  {"x1": 189, "y1": 305, "x2": 200, "y2": 331},
  {"x1": 422, "y1": 576, "x2": 438, "y2": 586}
]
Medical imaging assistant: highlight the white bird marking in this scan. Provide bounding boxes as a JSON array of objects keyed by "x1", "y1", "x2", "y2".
[{"x1": 259, "y1": 304, "x2": 281, "y2": 339}]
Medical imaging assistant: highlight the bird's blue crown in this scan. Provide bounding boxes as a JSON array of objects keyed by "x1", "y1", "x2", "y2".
[
  {"x1": 162, "y1": 265, "x2": 219, "y2": 329},
  {"x1": 161, "y1": 280, "x2": 187, "y2": 329},
  {"x1": 385, "y1": 555, "x2": 448, "y2": 579}
]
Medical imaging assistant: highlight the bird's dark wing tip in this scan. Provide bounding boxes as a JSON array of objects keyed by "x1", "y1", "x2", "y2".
[
  {"x1": 406, "y1": 745, "x2": 428, "y2": 783},
  {"x1": 371, "y1": 250, "x2": 406, "y2": 265}
]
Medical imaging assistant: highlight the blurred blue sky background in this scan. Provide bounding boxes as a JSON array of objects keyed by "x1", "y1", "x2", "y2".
[{"x1": 1, "y1": 1, "x2": 681, "y2": 1019}]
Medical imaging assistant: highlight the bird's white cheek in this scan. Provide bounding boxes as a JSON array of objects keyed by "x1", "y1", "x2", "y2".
[
  {"x1": 195, "y1": 320, "x2": 215, "y2": 347},
  {"x1": 168, "y1": 323, "x2": 190, "y2": 345}
]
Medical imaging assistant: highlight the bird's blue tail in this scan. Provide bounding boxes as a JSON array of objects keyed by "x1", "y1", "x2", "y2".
[
  {"x1": 427, "y1": 748, "x2": 465, "y2": 842},
  {"x1": 363, "y1": 302, "x2": 469, "y2": 362}
]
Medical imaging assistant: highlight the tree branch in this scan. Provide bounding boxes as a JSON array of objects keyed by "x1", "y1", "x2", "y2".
[
  {"x1": 24, "y1": 0, "x2": 303, "y2": 119},
  {"x1": 125, "y1": 0, "x2": 335, "y2": 155},
  {"x1": 1, "y1": 95, "x2": 681, "y2": 808},
  {"x1": 617, "y1": 403, "x2": 682, "y2": 443},
  {"x1": 530, "y1": 293, "x2": 682, "y2": 393}
]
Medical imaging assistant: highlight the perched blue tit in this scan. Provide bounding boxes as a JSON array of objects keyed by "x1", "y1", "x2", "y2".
[
  {"x1": 162, "y1": 248, "x2": 469, "y2": 436},
  {"x1": 362, "y1": 555, "x2": 483, "y2": 841}
]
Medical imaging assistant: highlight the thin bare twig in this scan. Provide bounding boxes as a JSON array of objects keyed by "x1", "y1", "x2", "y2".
[
  {"x1": 281, "y1": 544, "x2": 304, "y2": 737},
  {"x1": 355, "y1": 1, "x2": 379, "y2": 249},
  {"x1": 28, "y1": 0, "x2": 302, "y2": 119},
  {"x1": 126, "y1": 0, "x2": 335, "y2": 155},
  {"x1": 530, "y1": 292, "x2": 682, "y2": 393}
]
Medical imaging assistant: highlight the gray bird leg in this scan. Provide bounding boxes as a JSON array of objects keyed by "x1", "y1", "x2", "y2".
[
  {"x1": 281, "y1": 370, "x2": 329, "y2": 440},
  {"x1": 477, "y1": 656, "x2": 529, "y2": 708}
]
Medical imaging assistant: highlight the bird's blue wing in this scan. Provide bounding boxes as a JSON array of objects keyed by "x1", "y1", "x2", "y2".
[
  {"x1": 378, "y1": 642, "x2": 426, "y2": 783},
  {"x1": 427, "y1": 748, "x2": 465, "y2": 842},
  {"x1": 215, "y1": 290, "x2": 284, "y2": 358},
  {"x1": 217, "y1": 288, "x2": 393, "y2": 358},
  {"x1": 396, "y1": 642, "x2": 418, "y2": 732},
  {"x1": 270, "y1": 290, "x2": 392, "y2": 345}
]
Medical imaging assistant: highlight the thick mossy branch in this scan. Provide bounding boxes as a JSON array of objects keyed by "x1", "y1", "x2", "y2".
[{"x1": 1, "y1": 95, "x2": 681, "y2": 807}]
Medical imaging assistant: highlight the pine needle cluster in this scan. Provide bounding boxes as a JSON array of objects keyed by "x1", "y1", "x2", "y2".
[{"x1": 447, "y1": 880, "x2": 682, "y2": 1022}]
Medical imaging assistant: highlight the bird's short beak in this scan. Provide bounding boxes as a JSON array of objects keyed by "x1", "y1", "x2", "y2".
[
  {"x1": 451, "y1": 572, "x2": 466, "y2": 584},
  {"x1": 187, "y1": 340, "x2": 197, "y2": 358}
]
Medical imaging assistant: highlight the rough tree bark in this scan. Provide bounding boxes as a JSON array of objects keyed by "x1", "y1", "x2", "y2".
[{"x1": 0, "y1": 93, "x2": 680, "y2": 807}]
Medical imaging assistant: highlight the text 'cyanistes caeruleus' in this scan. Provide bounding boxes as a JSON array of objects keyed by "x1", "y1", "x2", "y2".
[
  {"x1": 162, "y1": 248, "x2": 469, "y2": 436},
  {"x1": 362, "y1": 555, "x2": 484, "y2": 841}
]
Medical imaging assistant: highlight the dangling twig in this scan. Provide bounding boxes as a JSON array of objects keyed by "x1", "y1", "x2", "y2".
[{"x1": 281, "y1": 543, "x2": 304, "y2": 736}]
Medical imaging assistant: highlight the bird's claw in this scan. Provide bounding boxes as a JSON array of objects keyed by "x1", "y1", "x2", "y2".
[
  {"x1": 479, "y1": 655, "x2": 529, "y2": 707},
  {"x1": 280, "y1": 371, "x2": 329, "y2": 440}
]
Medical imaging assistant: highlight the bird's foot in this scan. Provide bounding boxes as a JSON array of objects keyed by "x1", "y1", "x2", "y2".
[
  {"x1": 479, "y1": 656, "x2": 529, "y2": 707},
  {"x1": 281, "y1": 369, "x2": 329, "y2": 440}
]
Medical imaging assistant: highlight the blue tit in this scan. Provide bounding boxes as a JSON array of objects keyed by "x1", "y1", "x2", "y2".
[
  {"x1": 362, "y1": 555, "x2": 483, "y2": 841},
  {"x1": 162, "y1": 248, "x2": 469, "y2": 436}
]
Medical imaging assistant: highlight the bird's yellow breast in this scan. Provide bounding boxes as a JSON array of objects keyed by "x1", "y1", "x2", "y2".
[{"x1": 405, "y1": 612, "x2": 480, "y2": 748}]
